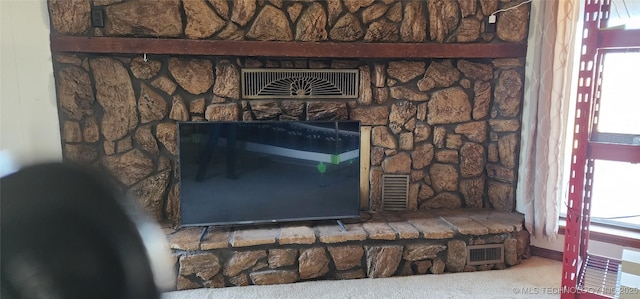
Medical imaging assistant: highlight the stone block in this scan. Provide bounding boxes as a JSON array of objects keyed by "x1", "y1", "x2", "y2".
[
  {"x1": 458, "y1": 60, "x2": 493, "y2": 81},
  {"x1": 386, "y1": 221, "x2": 420, "y2": 239},
  {"x1": 440, "y1": 216, "x2": 489, "y2": 235},
  {"x1": 460, "y1": 142, "x2": 486, "y2": 178},
  {"x1": 468, "y1": 215, "x2": 517, "y2": 234},
  {"x1": 317, "y1": 223, "x2": 367, "y2": 244},
  {"x1": 362, "y1": 222, "x2": 397, "y2": 240},
  {"x1": 365, "y1": 245, "x2": 403, "y2": 278},
  {"x1": 488, "y1": 181, "x2": 515, "y2": 212},
  {"x1": 278, "y1": 225, "x2": 316, "y2": 245},
  {"x1": 403, "y1": 243, "x2": 447, "y2": 261},
  {"x1": 231, "y1": 227, "x2": 279, "y2": 247},
  {"x1": 494, "y1": 70, "x2": 523, "y2": 118},
  {"x1": 412, "y1": 260, "x2": 433, "y2": 274},
  {"x1": 469, "y1": 210, "x2": 524, "y2": 233},
  {"x1": 200, "y1": 227, "x2": 230, "y2": 250},
  {"x1": 455, "y1": 122, "x2": 487, "y2": 143},
  {"x1": 359, "y1": 65, "x2": 372, "y2": 105},
  {"x1": 411, "y1": 143, "x2": 435, "y2": 169},
  {"x1": 504, "y1": 238, "x2": 518, "y2": 266},
  {"x1": 427, "y1": 87, "x2": 471, "y2": 125},
  {"x1": 227, "y1": 273, "x2": 248, "y2": 286},
  {"x1": 498, "y1": 133, "x2": 519, "y2": 169},
  {"x1": 223, "y1": 250, "x2": 267, "y2": 277},
  {"x1": 167, "y1": 227, "x2": 203, "y2": 251},
  {"x1": 496, "y1": 2, "x2": 529, "y2": 42},
  {"x1": 268, "y1": 248, "x2": 298, "y2": 269},
  {"x1": 459, "y1": 177, "x2": 485, "y2": 209},
  {"x1": 399, "y1": 132, "x2": 414, "y2": 151},
  {"x1": 179, "y1": 253, "x2": 221, "y2": 281},
  {"x1": 516, "y1": 229, "x2": 531, "y2": 259},
  {"x1": 429, "y1": 164, "x2": 458, "y2": 192},
  {"x1": 249, "y1": 270, "x2": 298, "y2": 285},
  {"x1": 299, "y1": 248, "x2": 330, "y2": 280},
  {"x1": 387, "y1": 61, "x2": 425, "y2": 83},
  {"x1": 486, "y1": 164, "x2": 515, "y2": 183},
  {"x1": 389, "y1": 86, "x2": 428, "y2": 102},
  {"x1": 328, "y1": 246, "x2": 364, "y2": 271},
  {"x1": 372, "y1": 126, "x2": 397, "y2": 149},
  {"x1": 252, "y1": 261, "x2": 268, "y2": 272},
  {"x1": 435, "y1": 150, "x2": 459, "y2": 163},
  {"x1": 63, "y1": 121, "x2": 82, "y2": 142},
  {"x1": 489, "y1": 119, "x2": 520, "y2": 132},
  {"x1": 177, "y1": 276, "x2": 201, "y2": 290},
  {"x1": 307, "y1": 101, "x2": 348, "y2": 121},
  {"x1": 408, "y1": 218, "x2": 456, "y2": 239},
  {"x1": 446, "y1": 240, "x2": 467, "y2": 273},
  {"x1": 430, "y1": 258, "x2": 445, "y2": 274}
]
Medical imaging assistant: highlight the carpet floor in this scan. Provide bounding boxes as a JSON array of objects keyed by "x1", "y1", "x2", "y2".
[{"x1": 162, "y1": 256, "x2": 562, "y2": 299}]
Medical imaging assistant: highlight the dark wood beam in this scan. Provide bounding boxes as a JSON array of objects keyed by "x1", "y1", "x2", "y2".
[{"x1": 50, "y1": 36, "x2": 527, "y2": 58}]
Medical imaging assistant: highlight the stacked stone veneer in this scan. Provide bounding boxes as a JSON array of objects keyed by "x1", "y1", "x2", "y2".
[
  {"x1": 49, "y1": 0, "x2": 529, "y2": 43},
  {"x1": 49, "y1": 0, "x2": 529, "y2": 223},
  {"x1": 49, "y1": 0, "x2": 531, "y2": 291},
  {"x1": 167, "y1": 210, "x2": 530, "y2": 290},
  {"x1": 55, "y1": 55, "x2": 524, "y2": 223}
]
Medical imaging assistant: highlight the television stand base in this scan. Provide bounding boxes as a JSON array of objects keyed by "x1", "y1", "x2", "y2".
[{"x1": 336, "y1": 220, "x2": 347, "y2": 232}]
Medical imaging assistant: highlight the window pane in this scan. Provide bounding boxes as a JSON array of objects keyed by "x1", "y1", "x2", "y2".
[
  {"x1": 596, "y1": 52, "x2": 640, "y2": 135},
  {"x1": 608, "y1": 0, "x2": 640, "y2": 29},
  {"x1": 589, "y1": 160, "x2": 640, "y2": 228}
]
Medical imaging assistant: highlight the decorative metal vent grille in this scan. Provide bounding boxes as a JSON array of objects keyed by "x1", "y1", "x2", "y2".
[
  {"x1": 382, "y1": 175, "x2": 409, "y2": 211},
  {"x1": 241, "y1": 69, "x2": 359, "y2": 99},
  {"x1": 467, "y1": 244, "x2": 504, "y2": 266}
]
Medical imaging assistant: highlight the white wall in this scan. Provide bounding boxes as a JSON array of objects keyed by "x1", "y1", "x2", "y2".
[{"x1": 1, "y1": 0, "x2": 62, "y2": 170}]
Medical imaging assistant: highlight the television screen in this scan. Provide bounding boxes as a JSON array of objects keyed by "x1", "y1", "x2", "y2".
[{"x1": 177, "y1": 121, "x2": 361, "y2": 226}]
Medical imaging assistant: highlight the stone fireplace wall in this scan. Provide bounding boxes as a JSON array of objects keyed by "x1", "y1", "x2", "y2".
[{"x1": 48, "y1": 0, "x2": 529, "y2": 225}]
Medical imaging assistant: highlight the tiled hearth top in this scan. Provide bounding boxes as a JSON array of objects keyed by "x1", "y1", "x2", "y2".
[{"x1": 165, "y1": 209, "x2": 524, "y2": 251}]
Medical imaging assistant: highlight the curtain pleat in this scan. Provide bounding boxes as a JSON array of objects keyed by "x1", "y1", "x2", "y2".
[{"x1": 517, "y1": 0, "x2": 580, "y2": 239}]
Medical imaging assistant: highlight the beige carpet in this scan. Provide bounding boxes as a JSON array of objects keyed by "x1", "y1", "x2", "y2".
[{"x1": 162, "y1": 256, "x2": 562, "y2": 299}]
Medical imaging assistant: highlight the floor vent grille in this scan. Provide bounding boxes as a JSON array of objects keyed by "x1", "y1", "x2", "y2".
[
  {"x1": 241, "y1": 69, "x2": 359, "y2": 99},
  {"x1": 578, "y1": 254, "x2": 620, "y2": 298},
  {"x1": 382, "y1": 175, "x2": 409, "y2": 211},
  {"x1": 467, "y1": 244, "x2": 504, "y2": 265}
]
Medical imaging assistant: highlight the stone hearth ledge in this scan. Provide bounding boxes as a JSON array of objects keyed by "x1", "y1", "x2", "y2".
[
  {"x1": 165, "y1": 209, "x2": 530, "y2": 290},
  {"x1": 166, "y1": 209, "x2": 523, "y2": 250}
]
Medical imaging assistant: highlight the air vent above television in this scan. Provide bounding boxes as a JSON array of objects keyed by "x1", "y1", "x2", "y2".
[{"x1": 241, "y1": 69, "x2": 359, "y2": 99}]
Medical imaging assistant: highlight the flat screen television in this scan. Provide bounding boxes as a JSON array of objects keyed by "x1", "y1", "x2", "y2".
[{"x1": 177, "y1": 121, "x2": 361, "y2": 226}]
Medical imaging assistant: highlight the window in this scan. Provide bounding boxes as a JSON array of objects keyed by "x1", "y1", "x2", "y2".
[
  {"x1": 562, "y1": 1, "x2": 640, "y2": 231},
  {"x1": 588, "y1": 51, "x2": 640, "y2": 229}
]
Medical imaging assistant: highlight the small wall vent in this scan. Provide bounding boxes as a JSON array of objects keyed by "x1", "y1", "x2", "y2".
[
  {"x1": 382, "y1": 175, "x2": 409, "y2": 211},
  {"x1": 467, "y1": 244, "x2": 505, "y2": 265},
  {"x1": 241, "y1": 69, "x2": 359, "y2": 99}
]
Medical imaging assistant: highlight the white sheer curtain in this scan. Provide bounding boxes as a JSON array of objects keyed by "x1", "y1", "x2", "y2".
[{"x1": 516, "y1": 0, "x2": 581, "y2": 238}]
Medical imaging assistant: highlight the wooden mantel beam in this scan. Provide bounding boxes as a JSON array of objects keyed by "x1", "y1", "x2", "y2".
[{"x1": 50, "y1": 36, "x2": 527, "y2": 59}]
